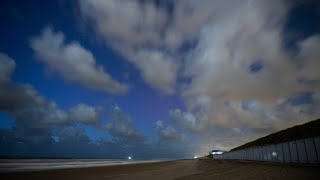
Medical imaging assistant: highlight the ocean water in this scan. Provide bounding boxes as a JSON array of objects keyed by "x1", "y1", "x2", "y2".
[{"x1": 0, "y1": 159, "x2": 170, "y2": 172}]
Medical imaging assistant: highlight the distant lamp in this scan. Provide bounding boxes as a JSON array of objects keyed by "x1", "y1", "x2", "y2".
[
  {"x1": 128, "y1": 156, "x2": 132, "y2": 160},
  {"x1": 210, "y1": 151, "x2": 223, "y2": 155},
  {"x1": 272, "y1": 152, "x2": 277, "y2": 157}
]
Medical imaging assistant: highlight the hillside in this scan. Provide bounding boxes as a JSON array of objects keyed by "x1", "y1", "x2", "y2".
[{"x1": 231, "y1": 118, "x2": 320, "y2": 151}]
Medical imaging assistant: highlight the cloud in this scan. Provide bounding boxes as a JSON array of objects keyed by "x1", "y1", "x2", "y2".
[
  {"x1": 132, "y1": 49, "x2": 178, "y2": 94},
  {"x1": 297, "y1": 35, "x2": 320, "y2": 82},
  {"x1": 78, "y1": 0, "x2": 218, "y2": 49},
  {"x1": 174, "y1": 1, "x2": 320, "y2": 151},
  {"x1": 78, "y1": 0, "x2": 185, "y2": 94},
  {"x1": 57, "y1": 126, "x2": 91, "y2": 143},
  {"x1": 151, "y1": 0, "x2": 320, "y2": 152},
  {"x1": 78, "y1": 0, "x2": 320, "y2": 152},
  {"x1": 0, "y1": 53, "x2": 105, "y2": 142},
  {"x1": 69, "y1": 103, "x2": 100, "y2": 124},
  {"x1": 0, "y1": 53, "x2": 190, "y2": 158},
  {"x1": 0, "y1": 54, "x2": 69, "y2": 141},
  {"x1": 30, "y1": 27, "x2": 128, "y2": 94},
  {"x1": 104, "y1": 105, "x2": 144, "y2": 142},
  {"x1": 0, "y1": 53, "x2": 150, "y2": 158},
  {"x1": 155, "y1": 120, "x2": 185, "y2": 144},
  {"x1": 0, "y1": 53, "x2": 16, "y2": 84},
  {"x1": 77, "y1": 1, "x2": 274, "y2": 94},
  {"x1": 169, "y1": 109, "x2": 200, "y2": 132},
  {"x1": 3, "y1": 0, "x2": 320, "y2": 158},
  {"x1": 182, "y1": 0, "x2": 298, "y2": 102}
]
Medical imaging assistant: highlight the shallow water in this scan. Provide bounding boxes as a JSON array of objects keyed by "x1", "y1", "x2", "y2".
[{"x1": 0, "y1": 159, "x2": 169, "y2": 172}]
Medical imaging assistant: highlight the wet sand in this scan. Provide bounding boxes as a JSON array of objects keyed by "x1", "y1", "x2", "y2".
[{"x1": 1, "y1": 158, "x2": 319, "y2": 180}]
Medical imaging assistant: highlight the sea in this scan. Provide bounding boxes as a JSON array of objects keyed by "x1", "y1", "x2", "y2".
[{"x1": 0, "y1": 158, "x2": 171, "y2": 172}]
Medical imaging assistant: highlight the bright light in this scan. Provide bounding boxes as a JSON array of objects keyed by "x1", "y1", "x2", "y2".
[
  {"x1": 193, "y1": 156, "x2": 198, "y2": 159},
  {"x1": 210, "y1": 151, "x2": 223, "y2": 155},
  {"x1": 272, "y1": 152, "x2": 277, "y2": 157},
  {"x1": 128, "y1": 156, "x2": 132, "y2": 160}
]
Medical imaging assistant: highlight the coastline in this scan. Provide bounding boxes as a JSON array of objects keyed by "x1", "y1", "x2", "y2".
[
  {"x1": 1, "y1": 158, "x2": 319, "y2": 180},
  {"x1": 0, "y1": 158, "x2": 175, "y2": 172}
]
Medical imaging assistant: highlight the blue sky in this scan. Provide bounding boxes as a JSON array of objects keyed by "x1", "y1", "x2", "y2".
[{"x1": 0, "y1": 0, "x2": 320, "y2": 159}]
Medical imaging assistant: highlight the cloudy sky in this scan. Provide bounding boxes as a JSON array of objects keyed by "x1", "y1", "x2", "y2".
[{"x1": 0, "y1": 0, "x2": 320, "y2": 159}]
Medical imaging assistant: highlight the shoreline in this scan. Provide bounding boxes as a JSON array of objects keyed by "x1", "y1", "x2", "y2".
[
  {"x1": 1, "y1": 158, "x2": 319, "y2": 180},
  {"x1": 0, "y1": 158, "x2": 177, "y2": 173}
]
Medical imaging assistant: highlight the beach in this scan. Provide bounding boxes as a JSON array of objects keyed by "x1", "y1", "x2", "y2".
[{"x1": 1, "y1": 158, "x2": 319, "y2": 180}]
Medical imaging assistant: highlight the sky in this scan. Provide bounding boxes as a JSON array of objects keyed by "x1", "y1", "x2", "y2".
[{"x1": 0, "y1": 0, "x2": 320, "y2": 159}]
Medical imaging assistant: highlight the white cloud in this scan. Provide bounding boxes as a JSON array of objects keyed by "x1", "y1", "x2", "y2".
[
  {"x1": 297, "y1": 35, "x2": 320, "y2": 82},
  {"x1": 133, "y1": 50, "x2": 178, "y2": 94},
  {"x1": 77, "y1": 0, "x2": 320, "y2": 153},
  {"x1": 69, "y1": 103, "x2": 100, "y2": 124},
  {"x1": 79, "y1": 0, "x2": 167, "y2": 47},
  {"x1": 78, "y1": 0, "x2": 190, "y2": 94},
  {"x1": 170, "y1": 0, "x2": 320, "y2": 151},
  {"x1": 169, "y1": 109, "x2": 199, "y2": 132},
  {"x1": 30, "y1": 27, "x2": 128, "y2": 94},
  {"x1": 155, "y1": 120, "x2": 185, "y2": 144},
  {"x1": 183, "y1": 0, "x2": 300, "y2": 102},
  {"x1": 179, "y1": 0, "x2": 320, "y2": 131}
]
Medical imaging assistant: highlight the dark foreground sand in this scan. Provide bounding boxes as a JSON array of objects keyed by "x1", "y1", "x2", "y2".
[{"x1": 1, "y1": 158, "x2": 319, "y2": 180}]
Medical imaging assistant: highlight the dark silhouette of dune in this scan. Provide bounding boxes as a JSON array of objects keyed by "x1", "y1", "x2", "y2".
[{"x1": 231, "y1": 118, "x2": 320, "y2": 151}]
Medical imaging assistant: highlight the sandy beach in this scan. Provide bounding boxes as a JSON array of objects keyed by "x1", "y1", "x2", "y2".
[{"x1": 1, "y1": 158, "x2": 319, "y2": 180}]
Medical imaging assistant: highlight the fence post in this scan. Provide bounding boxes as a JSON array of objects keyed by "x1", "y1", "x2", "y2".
[{"x1": 314, "y1": 137, "x2": 320, "y2": 163}]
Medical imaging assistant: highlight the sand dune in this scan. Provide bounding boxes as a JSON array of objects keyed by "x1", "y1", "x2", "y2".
[{"x1": 1, "y1": 158, "x2": 319, "y2": 180}]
